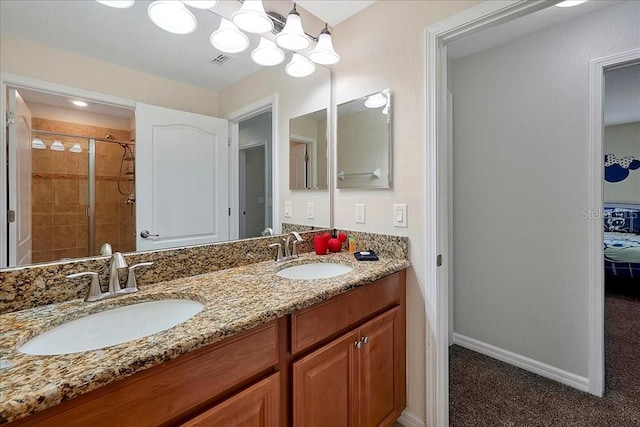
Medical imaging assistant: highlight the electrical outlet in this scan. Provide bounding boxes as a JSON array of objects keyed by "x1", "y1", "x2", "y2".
[
  {"x1": 355, "y1": 204, "x2": 366, "y2": 224},
  {"x1": 393, "y1": 204, "x2": 407, "y2": 227},
  {"x1": 306, "y1": 202, "x2": 315, "y2": 219},
  {"x1": 284, "y1": 201, "x2": 292, "y2": 218}
]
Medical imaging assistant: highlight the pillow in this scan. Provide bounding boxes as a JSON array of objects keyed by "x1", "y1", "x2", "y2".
[{"x1": 603, "y1": 207, "x2": 640, "y2": 234}]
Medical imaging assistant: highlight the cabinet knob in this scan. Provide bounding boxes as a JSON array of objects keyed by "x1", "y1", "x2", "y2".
[
  {"x1": 360, "y1": 336, "x2": 369, "y2": 344},
  {"x1": 354, "y1": 341, "x2": 362, "y2": 349}
]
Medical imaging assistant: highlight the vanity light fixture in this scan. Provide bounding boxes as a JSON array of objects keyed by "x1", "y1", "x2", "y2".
[
  {"x1": 308, "y1": 24, "x2": 340, "y2": 65},
  {"x1": 31, "y1": 138, "x2": 46, "y2": 150},
  {"x1": 555, "y1": 0, "x2": 588, "y2": 7},
  {"x1": 72, "y1": 100, "x2": 88, "y2": 107},
  {"x1": 210, "y1": 18, "x2": 250, "y2": 53},
  {"x1": 96, "y1": 0, "x2": 135, "y2": 8},
  {"x1": 70, "y1": 143, "x2": 83, "y2": 153},
  {"x1": 50, "y1": 140, "x2": 65, "y2": 152},
  {"x1": 276, "y1": 4, "x2": 310, "y2": 51},
  {"x1": 251, "y1": 37, "x2": 286, "y2": 66},
  {"x1": 232, "y1": 0, "x2": 273, "y2": 34},
  {"x1": 285, "y1": 52, "x2": 316, "y2": 78},
  {"x1": 148, "y1": 1, "x2": 197, "y2": 35}
]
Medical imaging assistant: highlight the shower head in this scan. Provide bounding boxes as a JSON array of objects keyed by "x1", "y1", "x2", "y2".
[{"x1": 124, "y1": 154, "x2": 135, "y2": 161}]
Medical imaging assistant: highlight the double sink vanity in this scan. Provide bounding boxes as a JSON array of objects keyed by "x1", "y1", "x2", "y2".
[{"x1": 0, "y1": 230, "x2": 409, "y2": 426}]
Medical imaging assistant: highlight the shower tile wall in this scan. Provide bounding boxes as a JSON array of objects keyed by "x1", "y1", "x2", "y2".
[{"x1": 31, "y1": 118, "x2": 135, "y2": 264}]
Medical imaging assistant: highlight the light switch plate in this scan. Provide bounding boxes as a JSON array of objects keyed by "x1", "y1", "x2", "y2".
[
  {"x1": 284, "y1": 201, "x2": 292, "y2": 218},
  {"x1": 393, "y1": 204, "x2": 407, "y2": 227},
  {"x1": 355, "y1": 204, "x2": 366, "y2": 224},
  {"x1": 306, "y1": 202, "x2": 315, "y2": 219}
]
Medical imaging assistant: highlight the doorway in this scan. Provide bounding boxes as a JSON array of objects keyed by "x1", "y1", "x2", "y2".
[{"x1": 426, "y1": 1, "x2": 639, "y2": 424}]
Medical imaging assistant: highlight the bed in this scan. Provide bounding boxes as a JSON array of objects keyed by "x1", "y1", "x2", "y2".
[{"x1": 604, "y1": 204, "x2": 640, "y2": 278}]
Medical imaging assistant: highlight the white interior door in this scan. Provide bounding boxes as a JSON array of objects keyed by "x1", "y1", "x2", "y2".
[
  {"x1": 7, "y1": 88, "x2": 32, "y2": 266},
  {"x1": 136, "y1": 103, "x2": 229, "y2": 251}
]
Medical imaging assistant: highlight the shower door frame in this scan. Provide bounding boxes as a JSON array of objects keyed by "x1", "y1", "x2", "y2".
[{"x1": 0, "y1": 72, "x2": 135, "y2": 268}]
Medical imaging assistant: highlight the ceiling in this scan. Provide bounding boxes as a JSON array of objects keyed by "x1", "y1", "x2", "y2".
[
  {"x1": 296, "y1": 0, "x2": 376, "y2": 26},
  {"x1": 0, "y1": 0, "x2": 358, "y2": 92}
]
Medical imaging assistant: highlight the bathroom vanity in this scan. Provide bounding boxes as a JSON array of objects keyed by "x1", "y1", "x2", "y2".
[{"x1": 1, "y1": 253, "x2": 408, "y2": 426}]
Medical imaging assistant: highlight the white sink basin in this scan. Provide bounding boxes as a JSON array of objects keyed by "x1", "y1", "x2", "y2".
[
  {"x1": 19, "y1": 299, "x2": 204, "y2": 356},
  {"x1": 276, "y1": 263, "x2": 353, "y2": 280}
]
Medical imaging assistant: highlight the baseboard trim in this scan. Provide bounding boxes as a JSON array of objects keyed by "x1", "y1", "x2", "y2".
[
  {"x1": 397, "y1": 409, "x2": 425, "y2": 427},
  {"x1": 453, "y1": 333, "x2": 590, "y2": 392}
]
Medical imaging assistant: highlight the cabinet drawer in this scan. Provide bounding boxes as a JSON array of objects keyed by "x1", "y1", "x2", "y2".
[
  {"x1": 15, "y1": 321, "x2": 278, "y2": 427},
  {"x1": 291, "y1": 273, "x2": 400, "y2": 354},
  {"x1": 181, "y1": 372, "x2": 280, "y2": 427}
]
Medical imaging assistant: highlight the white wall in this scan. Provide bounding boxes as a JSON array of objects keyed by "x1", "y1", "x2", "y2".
[
  {"x1": 451, "y1": 2, "x2": 640, "y2": 379},
  {"x1": 331, "y1": 0, "x2": 481, "y2": 421},
  {"x1": 604, "y1": 122, "x2": 640, "y2": 203},
  {"x1": 0, "y1": 35, "x2": 219, "y2": 116}
]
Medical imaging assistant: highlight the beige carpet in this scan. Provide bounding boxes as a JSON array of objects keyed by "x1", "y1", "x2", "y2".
[{"x1": 449, "y1": 294, "x2": 640, "y2": 426}]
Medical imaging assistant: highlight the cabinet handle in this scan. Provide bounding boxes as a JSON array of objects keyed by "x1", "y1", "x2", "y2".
[
  {"x1": 354, "y1": 341, "x2": 362, "y2": 349},
  {"x1": 360, "y1": 336, "x2": 369, "y2": 344}
]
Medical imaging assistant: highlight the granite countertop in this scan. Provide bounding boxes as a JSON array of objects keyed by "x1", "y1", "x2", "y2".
[{"x1": 0, "y1": 252, "x2": 410, "y2": 424}]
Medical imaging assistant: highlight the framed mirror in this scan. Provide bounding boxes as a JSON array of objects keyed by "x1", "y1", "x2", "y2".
[
  {"x1": 336, "y1": 89, "x2": 392, "y2": 189},
  {"x1": 289, "y1": 109, "x2": 328, "y2": 190},
  {"x1": 0, "y1": 1, "x2": 331, "y2": 268}
]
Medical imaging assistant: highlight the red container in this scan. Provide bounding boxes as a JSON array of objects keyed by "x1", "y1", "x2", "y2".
[
  {"x1": 328, "y1": 237, "x2": 342, "y2": 253},
  {"x1": 314, "y1": 234, "x2": 330, "y2": 255}
]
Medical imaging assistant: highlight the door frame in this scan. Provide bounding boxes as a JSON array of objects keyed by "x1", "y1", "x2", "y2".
[
  {"x1": 0, "y1": 72, "x2": 135, "y2": 268},
  {"x1": 290, "y1": 133, "x2": 317, "y2": 189},
  {"x1": 425, "y1": 1, "x2": 574, "y2": 425},
  {"x1": 587, "y1": 48, "x2": 640, "y2": 397},
  {"x1": 226, "y1": 94, "x2": 278, "y2": 239}
]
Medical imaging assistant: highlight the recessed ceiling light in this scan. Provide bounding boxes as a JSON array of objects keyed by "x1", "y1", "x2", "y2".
[
  {"x1": 72, "y1": 100, "x2": 88, "y2": 107},
  {"x1": 555, "y1": 0, "x2": 588, "y2": 7}
]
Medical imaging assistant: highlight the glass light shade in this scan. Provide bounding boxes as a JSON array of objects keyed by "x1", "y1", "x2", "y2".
[
  {"x1": 308, "y1": 32, "x2": 340, "y2": 65},
  {"x1": 31, "y1": 138, "x2": 46, "y2": 150},
  {"x1": 96, "y1": 0, "x2": 135, "y2": 8},
  {"x1": 210, "y1": 18, "x2": 249, "y2": 53},
  {"x1": 285, "y1": 53, "x2": 316, "y2": 78},
  {"x1": 251, "y1": 37, "x2": 285, "y2": 66},
  {"x1": 50, "y1": 141, "x2": 65, "y2": 151},
  {"x1": 182, "y1": 0, "x2": 217, "y2": 9},
  {"x1": 555, "y1": 0, "x2": 588, "y2": 7},
  {"x1": 276, "y1": 12, "x2": 309, "y2": 51},
  {"x1": 364, "y1": 92, "x2": 387, "y2": 109},
  {"x1": 232, "y1": 0, "x2": 273, "y2": 34},
  {"x1": 70, "y1": 143, "x2": 83, "y2": 153},
  {"x1": 148, "y1": 1, "x2": 197, "y2": 35}
]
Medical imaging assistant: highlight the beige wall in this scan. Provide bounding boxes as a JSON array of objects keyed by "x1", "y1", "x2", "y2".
[
  {"x1": 604, "y1": 122, "x2": 640, "y2": 203},
  {"x1": 331, "y1": 1, "x2": 481, "y2": 421},
  {"x1": 0, "y1": 35, "x2": 219, "y2": 117},
  {"x1": 218, "y1": 63, "x2": 332, "y2": 229}
]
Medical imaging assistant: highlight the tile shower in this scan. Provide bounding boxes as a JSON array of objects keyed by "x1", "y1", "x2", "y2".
[{"x1": 30, "y1": 118, "x2": 135, "y2": 263}]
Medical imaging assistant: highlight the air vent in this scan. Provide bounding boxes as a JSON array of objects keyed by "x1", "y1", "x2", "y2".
[{"x1": 211, "y1": 54, "x2": 232, "y2": 66}]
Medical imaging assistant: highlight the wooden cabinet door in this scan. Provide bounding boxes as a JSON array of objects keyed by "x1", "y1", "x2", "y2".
[
  {"x1": 359, "y1": 307, "x2": 402, "y2": 427},
  {"x1": 293, "y1": 331, "x2": 360, "y2": 427},
  {"x1": 181, "y1": 373, "x2": 280, "y2": 427}
]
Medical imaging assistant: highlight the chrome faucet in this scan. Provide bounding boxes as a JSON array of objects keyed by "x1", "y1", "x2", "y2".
[
  {"x1": 66, "y1": 253, "x2": 153, "y2": 302},
  {"x1": 269, "y1": 232, "x2": 304, "y2": 262},
  {"x1": 108, "y1": 252, "x2": 128, "y2": 294},
  {"x1": 285, "y1": 232, "x2": 303, "y2": 259}
]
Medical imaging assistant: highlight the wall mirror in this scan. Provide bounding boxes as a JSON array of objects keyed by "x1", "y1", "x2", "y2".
[
  {"x1": 289, "y1": 109, "x2": 328, "y2": 190},
  {"x1": 0, "y1": 0, "x2": 331, "y2": 269},
  {"x1": 337, "y1": 89, "x2": 392, "y2": 189}
]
